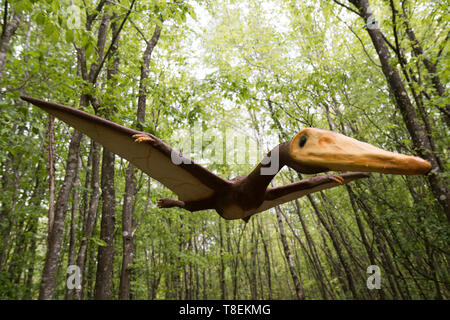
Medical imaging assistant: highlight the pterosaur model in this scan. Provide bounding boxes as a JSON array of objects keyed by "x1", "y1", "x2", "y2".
[{"x1": 20, "y1": 96, "x2": 432, "y2": 222}]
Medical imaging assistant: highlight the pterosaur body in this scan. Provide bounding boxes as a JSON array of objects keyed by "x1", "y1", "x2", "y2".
[{"x1": 20, "y1": 96, "x2": 432, "y2": 222}]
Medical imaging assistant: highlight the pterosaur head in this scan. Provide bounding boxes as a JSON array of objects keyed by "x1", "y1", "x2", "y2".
[{"x1": 288, "y1": 128, "x2": 432, "y2": 175}]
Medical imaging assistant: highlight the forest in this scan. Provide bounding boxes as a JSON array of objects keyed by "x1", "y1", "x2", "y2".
[{"x1": 0, "y1": 0, "x2": 448, "y2": 300}]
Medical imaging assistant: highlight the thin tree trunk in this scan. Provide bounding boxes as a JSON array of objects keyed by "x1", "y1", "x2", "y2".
[
  {"x1": 307, "y1": 193, "x2": 358, "y2": 299},
  {"x1": 85, "y1": 238, "x2": 97, "y2": 299},
  {"x1": 202, "y1": 221, "x2": 208, "y2": 300},
  {"x1": 65, "y1": 155, "x2": 81, "y2": 300},
  {"x1": 256, "y1": 217, "x2": 272, "y2": 299},
  {"x1": 400, "y1": 1, "x2": 450, "y2": 124},
  {"x1": 93, "y1": 139, "x2": 116, "y2": 300},
  {"x1": 248, "y1": 221, "x2": 259, "y2": 299},
  {"x1": 318, "y1": 191, "x2": 367, "y2": 292},
  {"x1": 46, "y1": 115, "x2": 55, "y2": 235},
  {"x1": 93, "y1": 13, "x2": 119, "y2": 300},
  {"x1": 345, "y1": 185, "x2": 386, "y2": 299},
  {"x1": 73, "y1": 140, "x2": 100, "y2": 300},
  {"x1": 22, "y1": 216, "x2": 38, "y2": 299},
  {"x1": 38, "y1": 129, "x2": 83, "y2": 300},
  {"x1": 0, "y1": 2, "x2": 22, "y2": 77},
  {"x1": 280, "y1": 203, "x2": 331, "y2": 299},
  {"x1": 218, "y1": 218, "x2": 227, "y2": 299},
  {"x1": 119, "y1": 163, "x2": 136, "y2": 299},
  {"x1": 231, "y1": 224, "x2": 246, "y2": 299},
  {"x1": 119, "y1": 21, "x2": 162, "y2": 300},
  {"x1": 193, "y1": 235, "x2": 200, "y2": 300},
  {"x1": 275, "y1": 206, "x2": 305, "y2": 300}
]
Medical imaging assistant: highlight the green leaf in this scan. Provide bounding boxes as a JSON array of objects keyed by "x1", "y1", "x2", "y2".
[
  {"x1": 51, "y1": 0, "x2": 59, "y2": 13},
  {"x1": 35, "y1": 12, "x2": 46, "y2": 26},
  {"x1": 91, "y1": 237, "x2": 108, "y2": 247},
  {"x1": 12, "y1": 0, "x2": 33, "y2": 13},
  {"x1": 43, "y1": 21, "x2": 55, "y2": 37},
  {"x1": 65, "y1": 29, "x2": 74, "y2": 43}
]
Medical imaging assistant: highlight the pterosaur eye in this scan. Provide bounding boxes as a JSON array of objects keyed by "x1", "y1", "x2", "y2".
[{"x1": 299, "y1": 136, "x2": 307, "y2": 148}]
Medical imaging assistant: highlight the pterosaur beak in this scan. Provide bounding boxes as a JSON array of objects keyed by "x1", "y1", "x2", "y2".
[{"x1": 289, "y1": 128, "x2": 432, "y2": 175}]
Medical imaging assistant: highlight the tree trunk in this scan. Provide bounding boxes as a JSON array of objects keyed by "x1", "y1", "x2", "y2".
[
  {"x1": 218, "y1": 218, "x2": 227, "y2": 299},
  {"x1": 38, "y1": 128, "x2": 83, "y2": 300},
  {"x1": 22, "y1": 216, "x2": 38, "y2": 299},
  {"x1": 250, "y1": 221, "x2": 259, "y2": 299},
  {"x1": 274, "y1": 206, "x2": 305, "y2": 300},
  {"x1": 281, "y1": 202, "x2": 331, "y2": 299},
  {"x1": 202, "y1": 221, "x2": 208, "y2": 300},
  {"x1": 256, "y1": 217, "x2": 272, "y2": 299},
  {"x1": 348, "y1": 0, "x2": 449, "y2": 221},
  {"x1": 93, "y1": 147, "x2": 116, "y2": 300},
  {"x1": 119, "y1": 163, "x2": 136, "y2": 299},
  {"x1": 46, "y1": 115, "x2": 56, "y2": 235},
  {"x1": 0, "y1": 3, "x2": 22, "y2": 77},
  {"x1": 65, "y1": 155, "x2": 81, "y2": 300},
  {"x1": 118, "y1": 21, "x2": 162, "y2": 300},
  {"x1": 74, "y1": 140, "x2": 101, "y2": 300},
  {"x1": 400, "y1": 2, "x2": 450, "y2": 125},
  {"x1": 307, "y1": 193, "x2": 359, "y2": 299}
]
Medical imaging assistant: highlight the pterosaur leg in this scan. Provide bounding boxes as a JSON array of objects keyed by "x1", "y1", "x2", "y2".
[
  {"x1": 157, "y1": 197, "x2": 216, "y2": 213},
  {"x1": 157, "y1": 198, "x2": 185, "y2": 209}
]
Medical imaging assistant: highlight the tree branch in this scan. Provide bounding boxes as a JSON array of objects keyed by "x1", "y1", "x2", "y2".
[
  {"x1": 389, "y1": 0, "x2": 402, "y2": 56},
  {"x1": 90, "y1": 0, "x2": 136, "y2": 85},
  {"x1": 130, "y1": 18, "x2": 148, "y2": 44},
  {"x1": 380, "y1": 32, "x2": 397, "y2": 54},
  {"x1": 335, "y1": 15, "x2": 381, "y2": 68},
  {"x1": 434, "y1": 30, "x2": 449, "y2": 67},
  {"x1": 332, "y1": 0, "x2": 363, "y2": 17},
  {"x1": 86, "y1": 0, "x2": 108, "y2": 30},
  {"x1": 1, "y1": 0, "x2": 8, "y2": 39}
]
